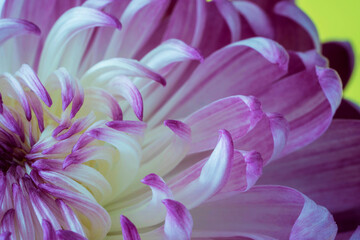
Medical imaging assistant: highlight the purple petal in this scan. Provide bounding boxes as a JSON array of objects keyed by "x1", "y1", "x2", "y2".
[
  {"x1": 0, "y1": 232, "x2": 11, "y2": 240},
  {"x1": 85, "y1": 88, "x2": 123, "y2": 121},
  {"x1": 259, "y1": 119, "x2": 360, "y2": 231},
  {"x1": 56, "y1": 199, "x2": 86, "y2": 237},
  {"x1": 53, "y1": 68, "x2": 76, "y2": 111},
  {"x1": 258, "y1": 51, "x2": 342, "y2": 156},
  {"x1": 105, "y1": 76, "x2": 143, "y2": 120},
  {"x1": 0, "y1": 209, "x2": 15, "y2": 234},
  {"x1": 38, "y1": 6, "x2": 121, "y2": 80},
  {"x1": 234, "y1": 112, "x2": 289, "y2": 164},
  {"x1": 106, "y1": 120, "x2": 147, "y2": 135},
  {"x1": 82, "y1": 58, "x2": 166, "y2": 86},
  {"x1": 169, "y1": 130, "x2": 234, "y2": 209},
  {"x1": 184, "y1": 95, "x2": 263, "y2": 154},
  {"x1": 120, "y1": 215, "x2": 141, "y2": 240},
  {"x1": 233, "y1": 1, "x2": 274, "y2": 39},
  {"x1": 164, "y1": 119, "x2": 191, "y2": 141},
  {"x1": 16, "y1": 64, "x2": 52, "y2": 107},
  {"x1": 41, "y1": 219, "x2": 57, "y2": 240},
  {"x1": 150, "y1": 37, "x2": 288, "y2": 124},
  {"x1": 56, "y1": 230, "x2": 87, "y2": 240},
  {"x1": 218, "y1": 150, "x2": 263, "y2": 194},
  {"x1": 191, "y1": 185, "x2": 336, "y2": 239},
  {"x1": 163, "y1": 199, "x2": 193, "y2": 240},
  {"x1": 215, "y1": 0, "x2": 241, "y2": 42},
  {"x1": 0, "y1": 19, "x2": 40, "y2": 45}
]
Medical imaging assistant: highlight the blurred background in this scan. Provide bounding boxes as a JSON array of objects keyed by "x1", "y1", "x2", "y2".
[{"x1": 298, "y1": 0, "x2": 360, "y2": 105}]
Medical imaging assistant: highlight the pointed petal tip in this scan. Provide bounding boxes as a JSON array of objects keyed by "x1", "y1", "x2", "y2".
[
  {"x1": 120, "y1": 215, "x2": 141, "y2": 240},
  {"x1": 164, "y1": 119, "x2": 191, "y2": 140}
]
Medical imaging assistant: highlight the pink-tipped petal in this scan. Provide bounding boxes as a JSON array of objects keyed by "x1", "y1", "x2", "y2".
[
  {"x1": 70, "y1": 80, "x2": 84, "y2": 119},
  {"x1": 38, "y1": 6, "x2": 121, "y2": 80},
  {"x1": 82, "y1": 58, "x2": 166, "y2": 86},
  {"x1": 105, "y1": 77, "x2": 143, "y2": 120},
  {"x1": 164, "y1": 120, "x2": 191, "y2": 141},
  {"x1": 163, "y1": 199, "x2": 193, "y2": 240},
  {"x1": 16, "y1": 64, "x2": 52, "y2": 107},
  {"x1": 168, "y1": 130, "x2": 234, "y2": 209},
  {"x1": 53, "y1": 68, "x2": 76, "y2": 111},
  {"x1": 0, "y1": 19, "x2": 40, "y2": 45},
  {"x1": 84, "y1": 88, "x2": 122, "y2": 121},
  {"x1": 258, "y1": 51, "x2": 342, "y2": 156},
  {"x1": 111, "y1": 173, "x2": 173, "y2": 231},
  {"x1": 141, "y1": 39, "x2": 203, "y2": 76},
  {"x1": 120, "y1": 215, "x2": 141, "y2": 240},
  {"x1": 150, "y1": 37, "x2": 288, "y2": 125},
  {"x1": 316, "y1": 66, "x2": 343, "y2": 114},
  {"x1": 218, "y1": 150, "x2": 263, "y2": 194},
  {"x1": 106, "y1": 120, "x2": 147, "y2": 135},
  {"x1": 234, "y1": 112, "x2": 289, "y2": 165},
  {"x1": 259, "y1": 120, "x2": 360, "y2": 231},
  {"x1": 41, "y1": 219, "x2": 57, "y2": 240},
  {"x1": 184, "y1": 96, "x2": 263, "y2": 154}
]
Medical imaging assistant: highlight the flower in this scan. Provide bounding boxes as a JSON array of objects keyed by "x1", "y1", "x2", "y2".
[{"x1": 0, "y1": 0, "x2": 359, "y2": 239}]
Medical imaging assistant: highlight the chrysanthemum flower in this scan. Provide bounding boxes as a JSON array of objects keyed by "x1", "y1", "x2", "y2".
[{"x1": 0, "y1": 0, "x2": 359, "y2": 239}]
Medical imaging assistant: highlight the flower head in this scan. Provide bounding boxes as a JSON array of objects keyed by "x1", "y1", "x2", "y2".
[{"x1": 0, "y1": 0, "x2": 359, "y2": 239}]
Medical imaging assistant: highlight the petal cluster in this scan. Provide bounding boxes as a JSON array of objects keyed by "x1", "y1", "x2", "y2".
[{"x1": 0, "y1": 0, "x2": 358, "y2": 239}]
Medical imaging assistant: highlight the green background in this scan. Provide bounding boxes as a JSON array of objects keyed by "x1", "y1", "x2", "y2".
[{"x1": 298, "y1": 0, "x2": 360, "y2": 105}]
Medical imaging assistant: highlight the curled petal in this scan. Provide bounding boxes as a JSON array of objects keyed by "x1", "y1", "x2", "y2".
[
  {"x1": 16, "y1": 64, "x2": 52, "y2": 107},
  {"x1": 163, "y1": 199, "x2": 193, "y2": 240},
  {"x1": 141, "y1": 39, "x2": 203, "y2": 75},
  {"x1": 38, "y1": 6, "x2": 121, "y2": 80},
  {"x1": 41, "y1": 220, "x2": 57, "y2": 240},
  {"x1": 110, "y1": 174, "x2": 173, "y2": 231},
  {"x1": 81, "y1": 58, "x2": 166, "y2": 86},
  {"x1": 120, "y1": 215, "x2": 141, "y2": 240},
  {"x1": 106, "y1": 120, "x2": 147, "y2": 135},
  {"x1": 233, "y1": 1, "x2": 274, "y2": 39},
  {"x1": 170, "y1": 130, "x2": 234, "y2": 209},
  {"x1": 0, "y1": 19, "x2": 40, "y2": 45},
  {"x1": 215, "y1": 0, "x2": 241, "y2": 42},
  {"x1": 185, "y1": 95, "x2": 263, "y2": 154},
  {"x1": 191, "y1": 186, "x2": 337, "y2": 239},
  {"x1": 274, "y1": 1, "x2": 320, "y2": 51},
  {"x1": 106, "y1": 76, "x2": 143, "y2": 120}
]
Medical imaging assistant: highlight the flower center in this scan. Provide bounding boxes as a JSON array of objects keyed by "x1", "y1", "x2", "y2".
[{"x1": 0, "y1": 129, "x2": 30, "y2": 172}]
